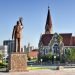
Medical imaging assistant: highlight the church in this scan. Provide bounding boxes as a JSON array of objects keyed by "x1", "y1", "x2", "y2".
[{"x1": 38, "y1": 7, "x2": 75, "y2": 59}]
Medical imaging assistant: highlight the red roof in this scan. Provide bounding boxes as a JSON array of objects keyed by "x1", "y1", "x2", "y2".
[
  {"x1": 40, "y1": 33, "x2": 75, "y2": 46},
  {"x1": 60, "y1": 33, "x2": 72, "y2": 46},
  {"x1": 28, "y1": 49, "x2": 39, "y2": 58},
  {"x1": 40, "y1": 34, "x2": 53, "y2": 46},
  {"x1": 71, "y1": 37, "x2": 75, "y2": 46}
]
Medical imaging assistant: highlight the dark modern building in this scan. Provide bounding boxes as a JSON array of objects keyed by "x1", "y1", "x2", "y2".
[{"x1": 3, "y1": 40, "x2": 14, "y2": 54}]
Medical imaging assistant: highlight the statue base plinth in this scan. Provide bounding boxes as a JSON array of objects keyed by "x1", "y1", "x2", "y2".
[{"x1": 10, "y1": 53, "x2": 27, "y2": 72}]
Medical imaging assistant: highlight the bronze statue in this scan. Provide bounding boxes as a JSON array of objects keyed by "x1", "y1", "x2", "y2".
[{"x1": 12, "y1": 17, "x2": 23, "y2": 52}]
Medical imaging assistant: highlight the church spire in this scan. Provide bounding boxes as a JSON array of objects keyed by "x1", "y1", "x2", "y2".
[{"x1": 45, "y1": 6, "x2": 52, "y2": 34}]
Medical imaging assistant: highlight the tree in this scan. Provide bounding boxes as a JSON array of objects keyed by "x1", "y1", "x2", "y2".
[
  {"x1": 65, "y1": 48, "x2": 75, "y2": 63},
  {"x1": 0, "y1": 53, "x2": 3, "y2": 63},
  {"x1": 39, "y1": 52, "x2": 53, "y2": 62},
  {"x1": 69, "y1": 48, "x2": 75, "y2": 62}
]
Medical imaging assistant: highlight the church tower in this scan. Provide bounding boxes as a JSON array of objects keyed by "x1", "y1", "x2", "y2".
[{"x1": 45, "y1": 7, "x2": 52, "y2": 34}]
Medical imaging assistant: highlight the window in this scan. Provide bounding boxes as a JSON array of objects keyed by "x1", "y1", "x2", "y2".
[
  {"x1": 53, "y1": 44, "x2": 59, "y2": 54},
  {"x1": 46, "y1": 49, "x2": 48, "y2": 54}
]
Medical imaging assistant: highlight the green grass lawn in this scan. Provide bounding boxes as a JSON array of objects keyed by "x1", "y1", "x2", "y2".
[
  {"x1": 27, "y1": 66, "x2": 49, "y2": 70},
  {"x1": 27, "y1": 66, "x2": 57, "y2": 70}
]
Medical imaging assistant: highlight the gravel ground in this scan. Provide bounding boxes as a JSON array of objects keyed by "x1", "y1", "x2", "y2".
[{"x1": 0, "y1": 69, "x2": 75, "y2": 75}]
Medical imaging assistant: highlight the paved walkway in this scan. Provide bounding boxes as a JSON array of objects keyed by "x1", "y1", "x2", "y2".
[{"x1": 0, "y1": 69, "x2": 75, "y2": 75}]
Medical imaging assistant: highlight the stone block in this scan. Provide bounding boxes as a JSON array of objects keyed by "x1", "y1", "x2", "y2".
[
  {"x1": 10, "y1": 53, "x2": 27, "y2": 72},
  {"x1": 57, "y1": 66, "x2": 64, "y2": 70}
]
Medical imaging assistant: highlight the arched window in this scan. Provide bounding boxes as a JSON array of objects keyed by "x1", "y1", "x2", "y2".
[{"x1": 53, "y1": 44, "x2": 59, "y2": 54}]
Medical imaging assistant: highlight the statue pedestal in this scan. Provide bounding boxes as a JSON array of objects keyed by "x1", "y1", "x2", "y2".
[{"x1": 10, "y1": 53, "x2": 27, "y2": 72}]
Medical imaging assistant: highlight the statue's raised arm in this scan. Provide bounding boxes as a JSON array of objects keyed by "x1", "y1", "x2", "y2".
[{"x1": 19, "y1": 17, "x2": 23, "y2": 26}]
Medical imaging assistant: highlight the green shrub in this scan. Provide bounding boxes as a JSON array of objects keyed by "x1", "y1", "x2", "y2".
[{"x1": 0, "y1": 63, "x2": 6, "y2": 68}]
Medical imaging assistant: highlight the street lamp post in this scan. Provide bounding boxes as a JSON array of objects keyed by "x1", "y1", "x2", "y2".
[
  {"x1": 40, "y1": 59, "x2": 43, "y2": 69},
  {"x1": 54, "y1": 55, "x2": 56, "y2": 64},
  {"x1": 40, "y1": 59, "x2": 43, "y2": 65}
]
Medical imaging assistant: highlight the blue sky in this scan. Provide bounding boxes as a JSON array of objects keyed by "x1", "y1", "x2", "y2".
[{"x1": 0, "y1": 0, "x2": 75, "y2": 48}]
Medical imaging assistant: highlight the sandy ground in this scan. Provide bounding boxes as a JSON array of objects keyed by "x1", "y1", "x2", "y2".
[{"x1": 0, "y1": 69, "x2": 75, "y2": 75}]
